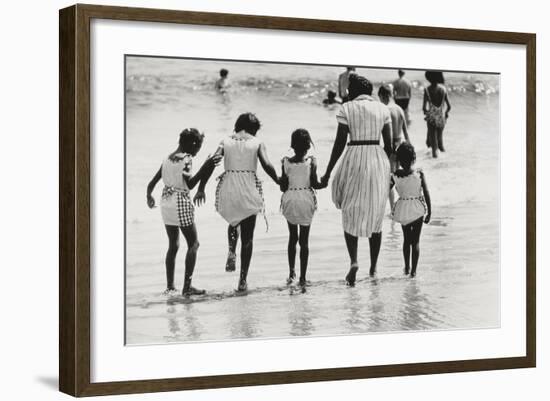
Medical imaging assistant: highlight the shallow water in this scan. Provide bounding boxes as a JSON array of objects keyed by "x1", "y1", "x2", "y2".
[{"x1": 125, "y1": 57, "x2": 500, "y2": 345}]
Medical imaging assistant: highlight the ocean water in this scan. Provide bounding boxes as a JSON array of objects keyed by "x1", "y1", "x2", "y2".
[{"x1": 125, "y1": 56, "x2": 500, "y2": 345}]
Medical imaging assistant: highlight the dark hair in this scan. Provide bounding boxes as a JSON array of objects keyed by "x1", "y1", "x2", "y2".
[
  {"x1": 347, "y1": 66, "x2": 356, "y2": 71},
  {"x1": 220, "y1": 68, "x2": 229, "y2": 77},
  {"x1": 348, "y1": 74, "x2": 373, "y2": 99},
  {"x1": 291, "y1": 129, "x2": 313, "y2": 154},
  {"x1": 396, "y1": 142, "x2": 416, "y2": 168},
  {"x1": 425, "y1": 70, "x2": 445, "y2": 84},
  {"x1": 378, "y1": 84, "x2": 392, "y2": 99},
  {"x1": 234, "y1": 112, "x2": 261, "y2": 135},
  {"x1": 179, "y1": 128, "x2": 204, "y2": 154},
  {"x1": 398, "y1": 69, "x2": 405, "y2": 77},
  {"x1": 327, "y1": 90, "x2": 336, "y2": 98}
]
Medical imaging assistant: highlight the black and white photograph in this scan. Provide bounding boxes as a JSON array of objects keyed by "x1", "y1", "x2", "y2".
[{"x1": 125, "y1": 56, "x2": 500, "y2": 345}]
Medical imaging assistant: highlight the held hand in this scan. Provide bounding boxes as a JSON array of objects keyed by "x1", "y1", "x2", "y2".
[
  {"x1": 205, "y1": 153, "x2": 223, "y2": 168},
  {"x1": 424, "y1": 213, "x2": 431, "y2": 224},
  {"x1": 445, "y1": 111, "x2": 450, "y2": 120},
  {"x1": 147, "y1": 195, "x2": 156, "y2": 209},
  {"x1": 193, "y1": 190, "x2": 206, "y2": 207}
]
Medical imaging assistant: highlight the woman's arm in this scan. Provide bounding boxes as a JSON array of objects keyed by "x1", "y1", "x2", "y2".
[
  {"x1": 382, "y1": 122, "x2": 393, "y2": 158},
  {"x1": 444, "y1": 90, "x2": 452, "y2": 118},
  {"x1": 422, "y1": 89, "x2": 429, "y2": 114},
  {"x1": 309, "y1": 157, "x2": 325, "y2": 189},
  {"x1": 420, "y1": 170, "x2": 432, "y2": 223},
  {"x1": 321, "y1": 123, "x2": 349, "y2": 185},
  {"x1": 146, "y1": 166, "x2": 162, "y2": 208},
  {"x1": 258, "y1": 142, "x2": 280, "y2": 185}
]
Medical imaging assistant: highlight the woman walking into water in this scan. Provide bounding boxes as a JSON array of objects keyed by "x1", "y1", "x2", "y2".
[
  {"x1": 321, "y1": 74, "x2": 393, "y2": 285},
  {"x1": 146, "y1": 129, "x2": 221, "y2": 296},
  {"x1": 423, "y1": 70, "x2": 452, "y2": 158},
  {"x1": 214, "y1": 113, "x2": 280, "y2": 291}
]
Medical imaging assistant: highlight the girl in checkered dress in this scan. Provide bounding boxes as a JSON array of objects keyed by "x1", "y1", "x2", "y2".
[
  {"x1": 212, "y1": 113, "x2": 281, "y2": 292},
  {"x1": 146, "y1": 129, "x2": 221, "y2": 296},
  {"x1": 279, "y1": 129, "x2": 326, "y2": 288}
]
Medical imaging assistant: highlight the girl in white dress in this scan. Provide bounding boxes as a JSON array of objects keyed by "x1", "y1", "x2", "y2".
[
  {"x1": 320, "y1": 74, "x2": 393, "y2": 285},
  {"x1": 146, "y1": 129, "x2": 221, "y2": 296},
  {"x1": 213, "y1": 113, "x2": 280, "y2": 291},
  {"x1": 279, "y1": 129, "x2": 325, "y2": 287},
  {"x1": 391, "y1": 142, "x2": 432, "y2": 277}
]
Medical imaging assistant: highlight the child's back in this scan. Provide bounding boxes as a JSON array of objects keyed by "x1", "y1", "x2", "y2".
[
  {"x1": 281, "y1": 157, "x2": 317, "y2": 226},
  {"x1": 392, "y1": 169, "x2": 426, "y2": 226}
]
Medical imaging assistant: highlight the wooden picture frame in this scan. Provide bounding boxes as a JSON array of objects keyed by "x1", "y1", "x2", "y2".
[{"x1": 59, "y1": 3, "x2": 536, "y2": 397}]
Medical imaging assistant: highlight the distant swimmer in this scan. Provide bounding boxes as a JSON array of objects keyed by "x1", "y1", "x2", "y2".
[
  {"x1": 215, "y1": 68, "x2": 230, "y2": 92},
  {"x1": 338, "y1": 66, "x2": 356, "y2": 103},
  {"x1": 323, "y1": 90, "x2": 341, "y2": 105},
  {"x1": 393, "y1": 69, "x2": 412, "y2": 124}
]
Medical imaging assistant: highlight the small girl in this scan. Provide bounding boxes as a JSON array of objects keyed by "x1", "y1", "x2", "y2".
[
  {"x1": 280, "y1": 129, "x2": 325, "y2": 287},
  {"x1": 391, "y1": 143, "x2": 432, "y2": 277},
  {"x1": 214, "y1": 113, "x2": 280, "y2": 292},
  {"x1": 146, "y1": 128, "x2": 221, "y2": 296}
]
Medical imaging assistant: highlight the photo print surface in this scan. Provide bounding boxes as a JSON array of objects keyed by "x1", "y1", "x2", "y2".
[{"x1": 125, "y1": 56, "x2": 500, "y2": 345}]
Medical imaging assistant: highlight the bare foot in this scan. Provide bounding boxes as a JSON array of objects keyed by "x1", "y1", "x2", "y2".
[
  {"x1": 345, "y1": 265, "x2": 359, "y2": 286},
  {"x1": 182, "y1": 286, "x2": 206, "y2": 297}
]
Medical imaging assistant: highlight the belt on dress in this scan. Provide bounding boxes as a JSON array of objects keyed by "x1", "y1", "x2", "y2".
[
  {"x1": 225, "y1": 169, "x2": 255, "y2": 173},
  {"x1": 162, "y1": 186, "x2": 189, "y2": 200},
  {"x1": 347, "y1": 140, "x2": 380, "y2": 146},
  {"x1": 288, "y1": 187, "x2": 312, "y2": 191}
]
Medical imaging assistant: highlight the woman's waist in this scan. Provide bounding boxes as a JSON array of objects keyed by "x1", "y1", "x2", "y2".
[{"x1": 347, "y1": 139, "x2": 380, "y2": 146}]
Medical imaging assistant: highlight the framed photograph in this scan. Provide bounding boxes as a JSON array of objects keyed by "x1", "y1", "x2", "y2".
[{"x1": 59, "y1": 4, "x2": 536, "y2": 397}]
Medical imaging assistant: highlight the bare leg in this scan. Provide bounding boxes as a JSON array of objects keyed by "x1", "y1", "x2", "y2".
[
  {"x1": 287, "y1": 222, "x2": 298, "y2": 283},
  {"x1": 369, "y1": 232, "x2": 382, "y2": 277},
  {"x1": 237, "y1": 215, "x2": 257, "y2": 291},
  {"x1": 164, "y1": 225, "x2": 180, "y2": 291},
  {"x1": 344, "y1": 231, "x2": 359, "y2": 286},
  {"x1": 226, "y1": 224, "x2": 239, "y2": 272},
  {"x1": 409, "y1": 218, "x2": 424, "y2": 277},
  {"x1": 427, "y1": 124, "x2": 438, "y2": 158},
  {"x1": 180, "y1": 224, "x2": 205, "y2": 296},
  {"x1": 437, "y1": 127, "x2": 445, "y2": 152},
  {"x1": 401, "y1": 223, "x2": 412, "y2": 275},
  {"x1": 298, "y1": 225, "x2": 311, "y2": 285}
]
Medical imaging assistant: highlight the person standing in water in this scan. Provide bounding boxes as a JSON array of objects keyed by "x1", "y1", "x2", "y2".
[
  {"x1": 391, "y1": 142, "x2": 432, "y2": 277},
  {"x1": 393, "y1": 69, "x2": 412, "y2": 124},
  {"x1": 214, "y1": 113, "x2": 280, "y2": 292},
  {"x1": 378, "y1": 84, "x2": 411, "y2": 210},
  {"x1": 279, "y1": 129, "x2": 326, "y2": 288},
  {"x1": 423, "y1": 70, "x2": 452, "y2": 158},
  {"x1": 215, "y1": 68, "x2": 230, "y2": 93},
  {"x1": 146, "y1": 129, "x2": 221, "y2": 296},
  {"x1": 338, "y1": 66, "x2": 356, "y2": 103},
  {"x1": 321, "y1": 74, "x2": 393, "y2": 285}
]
